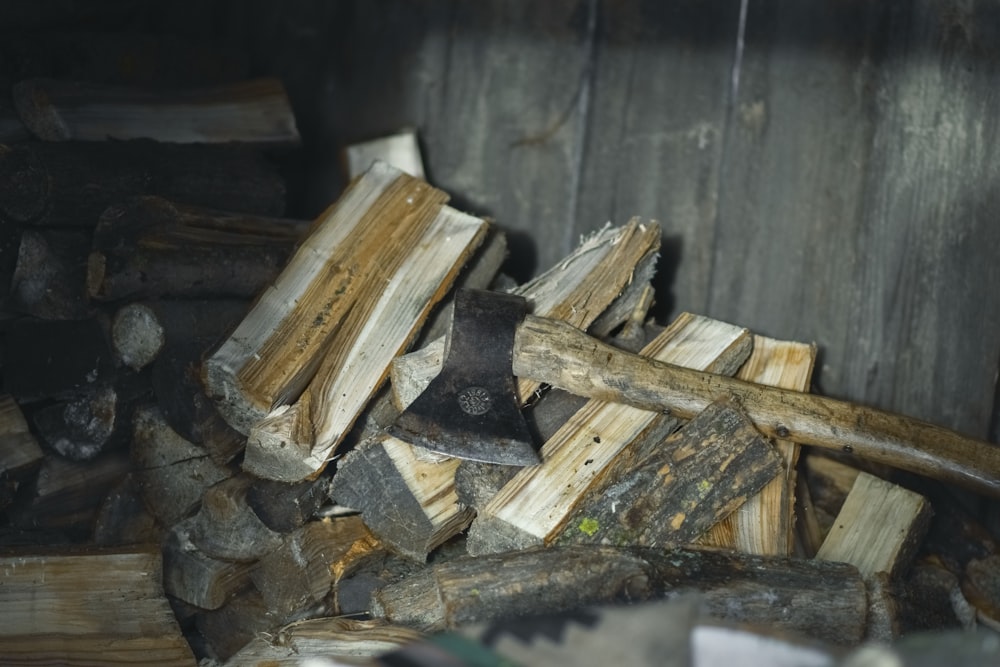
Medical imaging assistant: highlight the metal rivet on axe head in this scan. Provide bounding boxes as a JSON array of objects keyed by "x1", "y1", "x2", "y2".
[{"x1": 388, "y1": 288, "x2": 540, "y2": 466}]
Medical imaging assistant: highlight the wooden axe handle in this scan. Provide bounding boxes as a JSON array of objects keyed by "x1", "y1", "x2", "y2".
[{"x1": 514, "y1": 314, "x2": 1000, "y2": 498}]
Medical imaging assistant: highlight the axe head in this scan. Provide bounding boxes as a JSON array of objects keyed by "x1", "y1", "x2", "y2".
[{"x1": 388, "y1": 288, "x2": 540, "y2": 466}]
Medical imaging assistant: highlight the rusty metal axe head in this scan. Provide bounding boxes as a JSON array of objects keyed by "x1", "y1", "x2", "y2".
[{"x1": 388, "y1": 288, "x2": 540, "y2": 466}]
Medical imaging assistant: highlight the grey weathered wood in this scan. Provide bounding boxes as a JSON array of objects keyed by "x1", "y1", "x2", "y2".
[
  {"x1": 6, "y1": 452, "x2": 130, "y2": 540},
  {"x1": 576, "y1": 0, "x2": 741, "y2": 316},
  {"x1": 187, "y1": 475, "x2": 283, "y2": 563},
  {"x1": 162, "y1": 518, "x2": 255, "y2": 611},
  {"x1": 706, "y1": 0, "x2": 1000, "y2": 443},
  {"x1": 249, "y1": 516, "x2": 382, "y2": 618},
  {"x1": 371, "y1": 544, "x2": 868, "y2": 645},
  {"x1": 131, "y1": 405, "x2": 232, "y2": 526},
  {"x1": 89, "y1": 196, "x2": 307, "y2": 301}
]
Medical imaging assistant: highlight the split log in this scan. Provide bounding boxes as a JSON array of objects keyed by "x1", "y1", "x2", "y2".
[
  {"x1": 815, "y1": 472, "x2": 932, "y2": 580},
  {"x1": 242, "y1": 203, "x2": 488, "y2": 481},
  {"x1": 0, "y1": 394, "x2": 43, "y2": 478},
  {"x1": 332, "y1": 436, "x2": 474, "y2": 561},
  {"x1": 2, "y1": 317, "x2": 115, "y2": 401},
  {"x1": 370, "y1": 544, "x2": 868, "y2": 646},
  {"x1": 186, "y1": 475, "x2": 283, "y2": 563},
  {"x1": 801, "y1": 452, "x2": 862, "y2": 544},
  {"x1": 0, "y1": 140, "x2": 286, "y2": 229},
  {"x1": 333, "y1": 220, "x2": 661, "y2": 559},
  {"x1": 245, "y1": 475, "x2": 335, "y2": 533},
  {"x1": 345, "y1": 127, "x2": 425, "y2": 179},
  {"x1": 0, "y1": 549, "x2": 196, "y2": 666},
  {"x1": 6, "y1": 452, "x2": 130, "y2": 540},
  {"x1": 14, "y1": 77, "x2": 300, "y2": 145},
  {"x1": 162, "y1": 518, "x2": 255, "y2": 611},
  {"x1": 223, "y1": 617, "x2": 423, "y2": 666},
  {"x1": 89, "y1": 196, "x2": 308, "y2": 301},
  {"x1": 699, "y1": 335, "x2": 816, "y2": 555},
  {"x1": 465, "y1": 312, "x2": 751, "y2": 556},
  {"x1": 250, "y1": 516, "x2": 383, "y2": 618},
  {"x1": 206, "y1": 161, "x2": 489, "y2": 482},
  {"x1": 8, "y1": 229, "x2": 91, "y2": 319},
  {"x1": 131, "y1": 404, "x2": 232, "y2": 526},
  {"x1": 553, "y1": 396, "x2": 782, "y2": 549}
]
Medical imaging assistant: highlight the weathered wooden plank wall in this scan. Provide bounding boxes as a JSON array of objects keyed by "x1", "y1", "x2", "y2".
[{"x1": 229, "y1": 0, "x2": 1000, "y2": 442}]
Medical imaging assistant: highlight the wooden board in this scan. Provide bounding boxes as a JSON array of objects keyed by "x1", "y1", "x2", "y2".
[{"x1": 0, "y1": 550, "x2": 196, "y2": 666}]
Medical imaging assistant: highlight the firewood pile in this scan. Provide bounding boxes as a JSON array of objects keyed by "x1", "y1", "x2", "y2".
[{"x1": 2, "y1": 32, "x2": 1000, "y2": 667}]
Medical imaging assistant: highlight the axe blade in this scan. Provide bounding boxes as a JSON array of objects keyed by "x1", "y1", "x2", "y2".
[{"x1": 388, "y1": 288, "x2": 540, "y2": 466}]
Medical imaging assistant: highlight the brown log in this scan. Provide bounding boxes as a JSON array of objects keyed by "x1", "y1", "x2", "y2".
[
  {"x1": 0, "y1": 140, "x2": 286, "y2": 229},
  {"x1": 554, "y1": 396, "x2": 782, "y2": 549},
  {"x1": 330, "y1": 436, "x2": 473, "y2": 561},
  {"x1": 89, "y1": 196, "x2": 308, "y2": 301},
  {"x1": 224, "y1": 617, "x2": 424, "y2": 666},
  {"x1": 193, "y1": 589, "x2": 277, "y2": 662},
  {"x1": 370, "y1": 544, "x2": 868, "y2": 646},
  {"x1": 206, "y1": 162, "x2": 489, "y2": 482},
  {"x1": 0, "y1": 549, "x2": 196, "y2": 666}
]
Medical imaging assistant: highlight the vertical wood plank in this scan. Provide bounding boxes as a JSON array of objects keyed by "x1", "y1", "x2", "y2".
[
  {"x1": 577, "y1": 0, "x2": 740, "y2": 315},
  {"x1": 707, "y1": 0, "x2": 1000, "y2": 437}
]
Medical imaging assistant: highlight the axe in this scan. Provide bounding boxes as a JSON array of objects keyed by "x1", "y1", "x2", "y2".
[{"x1": 390, "y1": 289, "x2": 1000, "y2": 498}]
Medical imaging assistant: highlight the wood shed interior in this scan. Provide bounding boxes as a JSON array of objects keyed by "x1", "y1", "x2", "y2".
[{"x1": 1, "y1": 1, "x2": 999, "y2": 664}]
